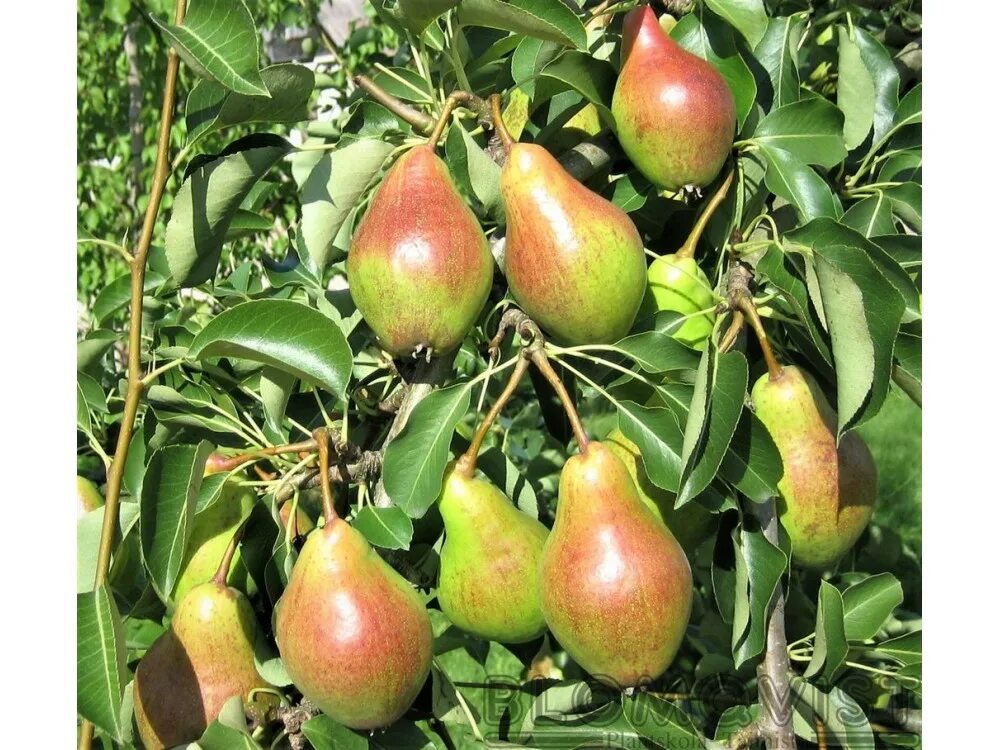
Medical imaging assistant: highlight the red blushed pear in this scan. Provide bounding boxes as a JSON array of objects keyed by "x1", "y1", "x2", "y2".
[
  {"x1": 274, "y1": 516, "x2": 433, "y2": 729},
  {"x1": 751, "y1": 365, "x2": 877, "y2": 569},
  {"x1": 347, "y1": 144, "x2": 493, "y2": 358},
  {"x1": 539, "y1": 441, "x2": 693, "y2": 688},
  {"x1": 491, "y1": 96, "x2": 647, "y2": 346},
  {"x1": 612, "y1": 6, "x2": 736, "y2": 190}
]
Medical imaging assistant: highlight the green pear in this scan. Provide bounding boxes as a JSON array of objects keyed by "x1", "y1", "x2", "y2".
[
  {"x1": 274, "y1": 517, "x2": 433, "y2": 729},
  {"x1": 751, "y1": 366, "x2": 877, "y2": 568},
  {"x1": 540, "y1": 442, "x2": 692, "y2": 687},
  {"x1": 604, "y1": 429, "x2": 715, "y2": 552},
  {"x1": 500, "y1": 142, "x2": 647, "y2": 345},
  {"x1": 134, "y1": 582, "x2": 272, "y2": 748},
  {"x1": 639, "y1": 255, "x2": 716, "y2": 350},
  {"x1": 437, "y1": 463, "x2": 548, "y2": 643},
  {"x1": 347, "y1": 144, "x2": 493, "y2": 358},
  {"x1": 77, "y1": 475, "x2": 104, "y2": 519},
  {"x1": 612, "y1": 6, "x2": 736, "y2": 189},
  {"x1": 173, "y1": 482, "x2": 254, "y2": 603}
]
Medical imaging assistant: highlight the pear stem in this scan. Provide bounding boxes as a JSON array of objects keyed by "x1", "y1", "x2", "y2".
[
  {"x1": 676, "y1": 166, "x2": 735, "y2": 260},
  {"x1": 718, "y1": 309, "x2": 745, "y2": 354},
  {"x1": 315, "y1": 427, "x2": 338, "y2": 523},
  {"x1": 489, "y1": 93, "x2": 515, "y2": 152},
  {"x1": 457, "y1": 352, "x2": 531, "y2": 476},
  {"x1": 427, "y1": 90, "x2": 491, "y2": 148},
  {"x1": 736, "y1": 296, "x2": 784, "y2": 381},
  {"x1": 353, "y1": 74, "x2": 435, "y2": 133},
  {"x1": 529, "y1": 350, "x2": 590, "y2": 451},
  {"x1": 212, "y1": 438, "x2": 319, "y2": 473},
  {"x1": 211, "y1": 518, "x2": 248, "y2": 585}
]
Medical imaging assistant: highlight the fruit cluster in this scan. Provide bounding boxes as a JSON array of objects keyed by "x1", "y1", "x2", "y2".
[{"x1": 124, "y1": 7, "x2": 878, "y2": 746}]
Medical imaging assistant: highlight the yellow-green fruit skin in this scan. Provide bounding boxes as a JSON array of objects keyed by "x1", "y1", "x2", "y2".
[
  {"x1": 640, "y1": 255, "x2": 716, "y2": 350},
  {"x1": 604, "y1": 430, "x2": 715, "y2": 553},
  {"x1": 134, "y1": 582, "x2": 271, "y2": 749},
  {"x1": 173, "y1": 483, "x2": 254, "y2": 602},
  {"x1": 751, "y1": 366, "x2": 877, "y2": 569},
  {"x1": 437, "y1": 466, "x2": 549, "y2": 643},
  {"x1": 77, "y1": 476, "x2": 104, "y2": 519}
]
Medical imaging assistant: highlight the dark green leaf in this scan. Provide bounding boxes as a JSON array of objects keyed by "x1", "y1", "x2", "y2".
[
  {"x1": 351, "y1": 505, "x2": 415, "y2": 550},
  {"x1": 539, "y1": 51, "x2": 616, "y2": 121},
  {"x1": 165, "y1": 134, "x2": 292, "y2": 286},
  {"x1": 852, "y1": 28, "x2": 900, "y2": 147},
  {"x1": 154, "y1": 0, "x2": 267, "y2": 95},
  {"x1": 301, "y1": 714, "x2": 368, "y2": 749},
  {"x1": 617, "y1": 401, "x2": 685, "y2": 493},
  {"x1": 760, "y1": 145, "x2": 842, "y2": 221},
  {"x1": 77, "y1": 586, "x2": 128, "y2": 741},
  {"x1": 140, "y1": 442, "x2": 213, "y2": 598},
  {"x1": 622, "y1": 692, "x2": 707, "y2": 748},
  {"x1": 732, "y1": 524, "x2": 787, "y2": 667},
  {"x1": 615, "y1": 331, "x2": 701, "y2": 373},
  {"x1": 187, "y1": 300, "x2": 353, "y2": 399},
  {"x1": 397, "y1": 0, "x2": 461, "y2": 34},
  {"x1": 383, "y1": 382, "x2": 472, "y2": 517},
  {"x1": 790, "y1": 678, "x2": 875, "y2": 750},
  {"x1": 718, "y1": 410, "x2": 783, "y2": 502},
  {"x1": 752, "y1": 99, "x2": 847, "y2": 167},
  {"x1": 705, "y1": 0, "x2": 768, "y2": 46},
  {"x1": 841, "y1": 573, "x2": 903, "y2": 641},
  {"x1": 753, "y1": 14, "x2": 806, "y2": 109},
  {"x1": 805, "y1": 581, "x2": 848, "y2": 682},
  {"x1": 873, "y1": 630, "x2": 921, "y2": 666},
  {"x1": 459, "y1": 0, "x2": 587, "y2": 49},
  {"x1": 842, "y1": 193, "x2": 895, "y2": 238}
]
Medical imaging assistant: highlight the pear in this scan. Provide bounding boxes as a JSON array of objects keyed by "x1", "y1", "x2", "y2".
[
  {"x1": 500, "y1": 142, "x2": 647, "y2": 345},
  {"x1": 347, "y1": 144, "x2": 494, "y2": 358},
  {"x1": 173, "y1": 482, "x2": 255, "y2": 602},
  {"x1": 134, "y1": 582, "x2": 271, "y2": 748},
  {"x1": 612, "y1": 6, "x2": 736, "y2": 190},
  {"x1": 540, "y1": 442, "x2": 693, "y2": 687},
  {"x1": 751, "y1": 366, "x2": 877, "y2": 568},
  {"x1": 77, "y1": 476, "x2": 104, "y2": 519},
  {"x1": 639, "y1": 255, "x2": 717, "y2": 350},
  {"x1": 604, "y1": 429, "x2": 714, "y2": 552},
  {"x1": 274, "y1": 516, "x2": 433, "y2": 729},
  {"x1": 437, "y1": 462, "x2": 548, "y2": 643}
]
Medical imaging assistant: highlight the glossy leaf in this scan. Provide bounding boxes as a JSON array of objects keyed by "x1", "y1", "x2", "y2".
[
  {"x1": 77, "y1": 586, "x2": 128, "y2": 741},
  {"x1": 458, "y1": 0, "x2": 587, "y2": 50},
  {"x1": 154, "y1": 0, "x2": 267, "y2": 95},
  {"x1": 805, "y1": 581, "x2": 848, "y2": 682},
  {"x1": 351, "y1": 505, "x2": 415, "y2": 550},
  {"x1": 622, "y1": 692, "x2": 707, "y2": 748},
  {"x1": 617, "y1": 401, "x2": 685, "y2": 493},
  {"x1": 615, "y1": 331, "x2": 701, "y2": 373},
  {"x1": 760, "y1": 145, "x2": 842, "y2": 221},
  {"x1": 705, "y1": 0, "x2": 768, "y2": 47},
  {"x1": 753, "y1": 14, "x2": 806, "y2": 109},
  {"x1": 732, "y1": 524, "x2": 787, "y2": 667},
  {"x1": 187, "y1": 300, "x2": 353, "y2": 399},
  {"x1": 165, "y1": 134, "x2": 292, "y2": 286},
  {"x1": 841, "y1": 573, "x2": 903, "y2": 641},
  {"x1": 752, "y1": 99, "x2": 848, "y2": 167}
]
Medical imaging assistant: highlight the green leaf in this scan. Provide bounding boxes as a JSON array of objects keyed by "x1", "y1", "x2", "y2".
[
  {"x1": 837, "y1": 26, "x2": 876, "y2": 150},
  {"x1": 154, "y1": 0, "x2": 267, "y2": 95},
  {"x1": 188, "y1": 300, "x2": 353, "y2": 399},
  {"x1": 383, "y1": 382, "x2": 472, "y2": 517},
  {"x1": 397, "y1": 0, "x2": 461, "y2": 34},
  {"x1": 617, "y1": 401, "x2": 685, "y2": 493},
  {"x1": 679, "y1": 351, "x2": 748, "y2": 506},
  {"x1": 732, "y1": 524, "x2": 787, "y2": 667},
  {"x1": 718, "y1": 410, "x2": 783, "y2": 502},
  {"x1": 874, "y1": 630, "x2": 921, "y2": 666},
  {"x1": 622, "y1": 693, "x2": 707, "y2": 748},
  {"x1": 805, "y1": 581, "x2": 848, "y2": 682},
  {"x1": 511, "y1": 36, "x2": 562, "y2": 97},
  {"x1": 672, "y1": 8, "x2": 757, "y2": 127},
  {"x1": 615, "y1": 331, "x2": 701, "y2": 373},
  {"x1": 842, "y1": 193, "x2": 895, "y2": 238},
  {"x1": 260, "y1": 367, "x2": 296, "y2": 435},
  {"x1": 77, "y1": 586, "x2": 128, "y2": 741},
  {"x1": 852, "y1": 28, "x2": 900, "y2": 147},
  {"x1": 351, "y1": 505, "x2": 415, "y2": 550},
  {"x1": 476, "y1": 446, "x2": 539, "y2": 518},
  {"x1": 458, "y1": 0, "x2": 587, "y2": 49},
  {"x1": 760, "y1": 146, "x2": 842, "y2": 221},
  {"x1": 841, "y1": 573, "x2": 903, "y2": 641},
  {"x1": 894, "y1": 83, "x2": 922, "y2": 128},
  {"x1": 293, "y1": 138, "x2": 394, "y2": 273},
  {"x1": 752, "y1": 99, "x2": 847, "y2": 167},
  {"x1": 753, "y1": 14, "x2": 806, "y2": 109},
  {"x1": 140, "y1": 442, "x2": 213, "y2": 598},
  {"x1": 790, "y1": 678, "x2": 875, "y2": 750},
  {"x1": 705, "y1": 0, "x2": 768, "y2": 46},
  {"x1": 165, "y1": 134, "x2": 292, "y2": 286},
  {"x1": 92, "y1": 271, "x2": 166, "y2": 324},
  {"x1": 882, "y1": 182, "x2": 922, "y2": 231},
  {"x1": 445, "y1": 123, "x2": 502, "y2": 216},
  {"x1": 186, "y1": 63, "x2": 314, "y2": 142},
  {"x1": 539, "y1": 51, "x2": 616, "y2": 121},
  {"x1": 301, "y1": 714, "x2": 368, "y2": 749}
]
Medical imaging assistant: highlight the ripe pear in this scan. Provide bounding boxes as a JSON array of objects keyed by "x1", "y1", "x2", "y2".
[
  {"x1": 540, "y1": 442, "x2": 693, "y2": 687},
  {"x1": 347, "y1": 144, "x2": 494, "y2": 358},
  {"x1": 500, "y1": 142, "x2": 647, "y2": 345},
  {"x1": 134, "y1": 582, "x2": 271, "y2": 748},
  {"x1": 604, "y1": 429, "x2": 714, "y2": 552},
  {"x1": 437, "y1": 462, "x2": 548, "y2": 643},
  {"x1": 174, "y1": 482, "x2": 254, "y2": 603},
  {"x1": 274, "y1": 517, "x2": 433, "y2": 729},
  {"x1": 77, "y1": 475, "x2": 104, "y2": 519},
  {"x1": 639, "y1": 254, "x2": 717, "y2": 350},
  {"x1": 612, "y1": 6, "x2": 736, "y2": 190},
  {"x1": 751, "y1": 366, "x2": 877, "y2": 568}
]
